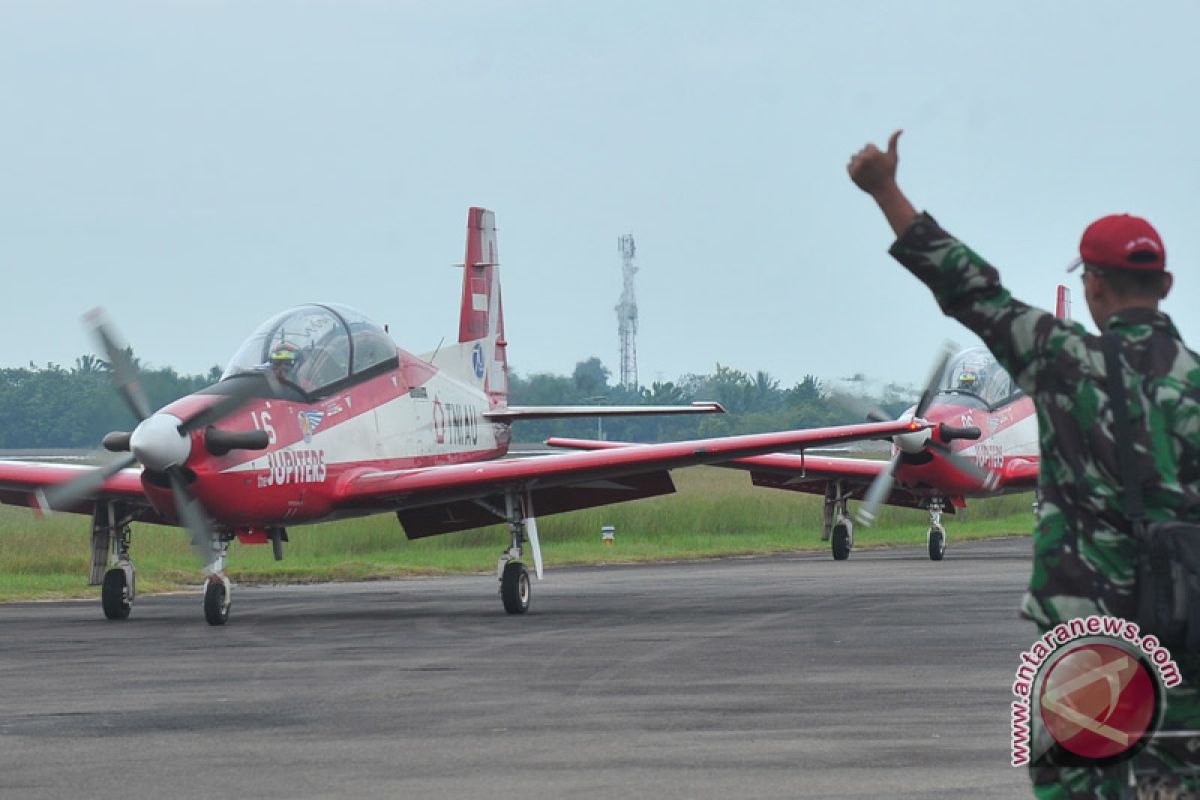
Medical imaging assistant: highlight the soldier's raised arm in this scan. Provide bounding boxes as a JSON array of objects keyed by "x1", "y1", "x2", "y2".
[{"x1": 847, "y1": 130, "x2": 1084, "y2": 395}]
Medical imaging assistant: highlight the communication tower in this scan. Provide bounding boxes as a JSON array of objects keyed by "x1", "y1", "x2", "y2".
[{"x1": 616, "y1": 234, "x2": 639, "y2": 389}]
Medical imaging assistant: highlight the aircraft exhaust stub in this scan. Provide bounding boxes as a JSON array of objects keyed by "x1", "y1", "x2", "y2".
[
  {"x1": 102, "y1": 431, "x2": 132, "y2": 452},
  {"x1": 204, "y1": 428, "x2": 270, "y2": 457}
]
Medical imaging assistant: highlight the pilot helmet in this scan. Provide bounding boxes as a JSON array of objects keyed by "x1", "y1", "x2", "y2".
[
  {"x1": 269, "y1": 342, "x2": 301, "y2": 366},
  {"x1": 957, "y1": 369, "x2": 978, "y2": 387}
]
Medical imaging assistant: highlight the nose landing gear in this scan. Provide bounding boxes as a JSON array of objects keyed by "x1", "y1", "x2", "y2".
[
  {"x1": 927, "y1": 499, "x2": 947, "y2": 561},
  {"x1": 204, "y1": 575, "x2": 232, "y2": 626},
  {"x1": 823, "y1": 483, "x2": 854, "y2": 561},
  {"x1": 201, "y1": 533, "x2": 234, "y2": 625}
]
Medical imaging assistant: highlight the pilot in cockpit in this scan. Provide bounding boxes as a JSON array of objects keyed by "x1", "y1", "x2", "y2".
[
  {"x1": 269, "y1": 342, "x2": 302, "y2": 385},
  {"x1": 956, "y1": 369, "x2": 979, "y2": 393}
]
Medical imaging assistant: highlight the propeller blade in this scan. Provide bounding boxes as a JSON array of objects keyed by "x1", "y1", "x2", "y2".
[
  {"x1": 865, "y1": 408, "x2": 892, "y2": 423},
  {"x1": 177, "y1": 376, "x2": 266, "y2": 435},
  {"x1": 914, "y1": 345, "x2": 954, "y2": 419},
  {"x1": 36, "y1": 453, "x2": 137, "y2": 514},
  {"x1": 856, "y1": 452, "x2": 901, "y2": 527},
  {"x1": 167, "y1": 469, "x2": 214, "y2": 565},
  {"x1": 85, "y1": 308, "x2": 151, "y2": 423},
  {"x1": 929, "y1": 443, "x2": 1001, "y2": 491}
]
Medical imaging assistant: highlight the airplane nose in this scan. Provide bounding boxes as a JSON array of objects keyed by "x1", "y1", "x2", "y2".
[
  {"x1": 130, "y1": 413, "x2": 192, "y2": 471},
  {"x1": 894, "y1": 417, "x2": 932, "y2": 454}
]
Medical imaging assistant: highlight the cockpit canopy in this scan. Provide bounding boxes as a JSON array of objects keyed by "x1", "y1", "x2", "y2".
[
  {"x1": 222, "y1": 304, "x2": 397, "y2": 395},
  {"x1": 938, "y1": 346, "x2": 1021, "y2": 407}
]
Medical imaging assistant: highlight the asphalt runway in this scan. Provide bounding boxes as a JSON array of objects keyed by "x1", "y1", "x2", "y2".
[{"x1": 0, "y1": 538, "x2": 1036, "y2": 799}]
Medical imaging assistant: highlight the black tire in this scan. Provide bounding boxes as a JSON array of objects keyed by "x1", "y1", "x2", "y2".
[
  {"x1": 831, "y1": 524, "x2": 852, "y2": 561},
  {"x1": 204, "y1": 581, "x2": 230, "y2": 626},
  {"x1": 101, "y1": 568, "x2": 131, "y2": 621},
  {"x1": 500, "y1": 562, "x2": 531, "y2": 614},
  {"x1": 928, "y1": 527, "x2": 946, "y2": 561}
]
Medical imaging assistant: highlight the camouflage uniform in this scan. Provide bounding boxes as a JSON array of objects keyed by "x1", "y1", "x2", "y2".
[{"x1": 890, "y1": 212, "x2": 1200, "y2": 798}]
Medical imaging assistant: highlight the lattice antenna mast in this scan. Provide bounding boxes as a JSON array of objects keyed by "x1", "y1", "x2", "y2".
[{"x1": 616, "y1": 234, "x2": 639, "y2": 389}]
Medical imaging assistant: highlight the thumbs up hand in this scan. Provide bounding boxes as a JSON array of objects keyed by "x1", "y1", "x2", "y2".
[{"x1": 848, "y1": 130, "x2": 903, "y2": 196}]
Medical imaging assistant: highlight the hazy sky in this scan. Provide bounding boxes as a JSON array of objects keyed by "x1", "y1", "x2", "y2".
[{"x1": 2, "y1": 1, "x2": 1196, "y2": 392}]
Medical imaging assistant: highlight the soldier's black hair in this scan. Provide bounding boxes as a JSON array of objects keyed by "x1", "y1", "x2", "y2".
[{"x1": 1085, "y1": 265, "x2": 1169, "y2": 300}]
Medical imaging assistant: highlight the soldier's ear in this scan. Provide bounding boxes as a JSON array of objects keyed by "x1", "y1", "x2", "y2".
[{"x1": 1160, "y1": 272, "x2": 1173, "y2": 300}]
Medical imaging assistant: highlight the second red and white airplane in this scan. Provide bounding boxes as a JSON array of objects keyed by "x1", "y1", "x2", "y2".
[
  {"x1": 549, "y1": 289, "x2": 1071, "y2": 563},
  {"x1": 0, "y1": 208, "x2": 931, "y2": 624},
  {"x1": 714, "y1": 344, "x2": 1039, "y2": 561}
]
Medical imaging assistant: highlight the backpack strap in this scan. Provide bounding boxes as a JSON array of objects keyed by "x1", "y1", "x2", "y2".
[{"x1": 1101, "y1": 333, "x2": 1147, "y2": 535}]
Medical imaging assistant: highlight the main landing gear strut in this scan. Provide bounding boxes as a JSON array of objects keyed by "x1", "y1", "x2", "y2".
[
  {"x1": 92, "y1": 502, "x2": 136, "y2": 620},
  {"x1": 823, "y1": 483, "x2": 854, "y2": 561},
  {"x1": 493, "y1": 490, "x2": 543, "y2": 614},
  {"x1": 498, "y1": 536, "x2": 531, "y2": 615}
]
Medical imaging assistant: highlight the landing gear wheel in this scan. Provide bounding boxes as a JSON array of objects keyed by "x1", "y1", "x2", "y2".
[
  {"x1": 101, "y1": 568, "x2": 131, "y2": 620},
  {"x1": 928, "y1": 527, "x2": 946, "y2": 561},
  {"x1": 500, "y1": 561, "x2": 531, "y2": 614},
  {"x1": 831, "y1": 523, "x2": 852, "y2": 561},
  {"x1": 204, "y1": 580, "x2": 231, "y2": 626}
]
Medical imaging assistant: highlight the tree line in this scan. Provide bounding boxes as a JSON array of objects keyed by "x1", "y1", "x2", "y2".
[
  {"x1": 0, "y1": 354, "x2": 914, "y2": 448},
  {"x1": 0, "y1": 354, "x2": 222, "y2": 449},
  {"x1": 507, "y1": 357, "x2": 915, "y2": 442}
]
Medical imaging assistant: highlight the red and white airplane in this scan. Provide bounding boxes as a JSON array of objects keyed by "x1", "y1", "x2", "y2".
[
  {"x1": 0, "y1": 208, "x2": 932, "y2": 624},
  {"x1": 549, "y1": 289, "x2": 1070, "y2": 563},
  {"x1": 718, "y1": 344, "x2": 1039, "y2": 561}
]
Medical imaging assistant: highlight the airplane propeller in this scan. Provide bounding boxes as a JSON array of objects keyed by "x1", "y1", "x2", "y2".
[
  {"x1": 856, "y1": 450, "x2": 901, "y2": 527},
  {"x1": 36, "y1": 454, "x2": 138, "y2": 514},
  {"x1": 168, "y1": 469, "x2": 219, "y2": 563},
  {"x1": 38, "y1": 310, "x2": 268, "y2": 565},
  {"x1": 855, "y1": 346, "x2": 996, "y2": 527},
  {"x1": 87, "y1": 308, "x2": 152, "y2": 423}
]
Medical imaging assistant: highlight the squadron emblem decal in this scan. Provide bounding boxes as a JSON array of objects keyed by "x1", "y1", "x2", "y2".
[
  {"x1": 472, "y1": 343, "x2": 485, "y2": 379},
  {"x1": 298, "y1": 411, "x2": 325, "y2": 443}
]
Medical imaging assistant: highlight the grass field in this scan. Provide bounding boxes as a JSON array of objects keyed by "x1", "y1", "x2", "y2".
[{"x1": 0, "y1": 466, "x2": 1035, "y2": 601}]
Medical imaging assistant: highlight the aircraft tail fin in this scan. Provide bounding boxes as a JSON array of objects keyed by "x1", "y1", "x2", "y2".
[
  {"x1": 459, "y1": 208, "x2": 502, "y2": 344},
  {"x1": 437, "y1": 207, "x2": 508, "y2": 404},
  {"x1": 1055, "y1": 285, "x2": 1071, "y2": 321}
]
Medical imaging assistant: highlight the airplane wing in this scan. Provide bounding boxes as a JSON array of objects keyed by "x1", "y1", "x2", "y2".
[
  {"x1": 335, "y1": 419, "x2": 927, "y2": 538},
  {"x1": 724, "y1": 453, "x2": 886, "y2": 484},
  {"x1": 728, "y1": 452, "x2": 1039, "y2": 497},
  {"x1": 483, "y1": 401, "x2": 724, "y2": 421},
  {"x1": 544, "y1": 439, "x2": 931, "y2": 510},
  {"x1": 0, "y1": 460, "x2": 166, "y2": 522},
  {"x1": 548, "y1": 437, "x2": 1043, "y2": 511},
  {"x1": 1000, "y1": 457, "x2": 1040, "y2": 489},
  {"x1": 729, "y1": 454, "x2": 931, "y2": 510}
]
